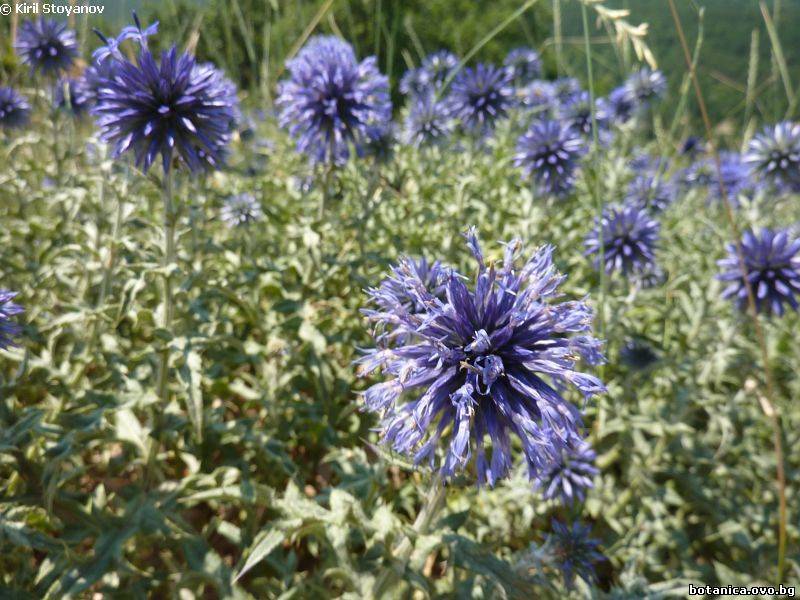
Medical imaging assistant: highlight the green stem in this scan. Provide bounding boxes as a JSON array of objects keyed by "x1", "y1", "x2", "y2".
[
  {"x1": 156, "y1": 169, "x2": 176, "y2": 403},
  {"x1": 373, "y1": 474, "x2": 446, "y2": 596},
  {"x1": 580, "y1": 2, "x2": 605, "y2": 346}
]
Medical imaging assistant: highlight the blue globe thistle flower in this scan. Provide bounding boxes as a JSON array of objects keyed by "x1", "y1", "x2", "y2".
[
  {"x1": 626, "y1": 173, "x2": 676, "y2": 213},
  {"x1": 358, "y1": 228, "x2": 605, "y2": 486},
  {"x1": 14, "y1": 18, "x2": 78, "y2": 76},
  {"x1": 0, "y1": 87, "x2": 31, "y2": 129},
  {"x1": 536, "y1": 438, "x2": 598, "y2": 504},
  {"x1": 220, "y1": 193, "x2": 263, "y2": 227},
  {"x1": 717, "y1": 228, "x2": 800, "y2": 316},
  {"x1": 557, "y1": 91, "x2": 610, "y2": 138},
  {"x1": 606, "y1": 85, "x2": 636, "y2": 123},
  {"x1": 277, "y1": 36, "x2": 391, "y2": 165},
  {"x1": 585, "y1": 204, "x2": 660, "y2": 276},
  {"x1": 92, "y1": 19, "x2": 239, "y2": 173},
  {"x1": 446, "y1": 63, "x2": 514, "y2": 135},
  {"x1": 83, "y1": 58, "x2": 119, "y2": 106},
  {"x1": 54, "y1": 77, "x2": 92, "y2": 116},
  {"x1": 624, "y1": 67, "x2": 666, "y2": 106},
  {"x1": 620, "y1": 338, "x2": 659, "y2": 370},
  {"x1": 514, "y1": 119, "x2": 585, "y2": 197},
  {"x1": 521, "y1": 80, "x2": 556, "y2": 112},
  {"x1": 399, "y1": 67, "x2": 432, "y2": 97},
  {"x1": 743, "y1": 121, "x2": 800, "y2": 191},
  {"x1": 553, "y1": 77, "x2": 582, "y2": 104},
  {"x1": 421, "y1": 50, "x2": 459, "y2": 87},
  {"x1": 503, "y1": 48, "x2": 542, "y2": 86},
  {"x1": 0, "y1": 290, "x2": 23, "y2": 350},
  {"x1": 403, "y1": 92, "x2": 452, "y2": 148},
  {"x1": 546, "y1": 520, "x2": 603, "y2": 588},
  {"x1": 685, "y1": 151, "x2": 751, "y2": 206}
]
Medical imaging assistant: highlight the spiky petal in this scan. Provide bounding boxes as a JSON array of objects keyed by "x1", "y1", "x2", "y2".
[{"x1": 536, "y1": 438, "x2": 598, "y2": 504}]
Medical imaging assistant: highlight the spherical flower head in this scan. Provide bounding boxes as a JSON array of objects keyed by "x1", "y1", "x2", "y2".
[
  {"x1": 685, "y1": 151, "x2": 750, "y2": 206},
  {"x1": 624, "y1": 67, "x2": 666, "y2": 105},
  {"x1": 606, "y1": 85, "x2": 636, "y2": 123},
  {"x1": 220, "y1": 193, "x2": 263, "y2": 227},
  {"x1": 557, "y1": 91, "x2": 609, "y2": 138},
  {"x1": 15, "y1": 18, "x2": 78, "y2": 76},
  {"x1": 399, "y1": 67, "x2": 432, "y2": 97},
  {"x1": 536, "y1": 438, "x2": 598, "y2": 504},
  {"x1": 403, "y1": 92, "x2": 452, "y2": 148},
  {"x1": 546, "y1": 520, "x2": 603, "y2": 588},
  {"x1": 552, "y1": 77, "x2": 582, "y2": 104},
  {"x1": 0, "y1": 87, "x2": 31, "y2": 129},
  {"x1": 743, "y1": 121, "x2": 800, "y2": 192},
  {"x1": 514, "y1": 119, "x2": 585, "y2": 197},
  {"x1": 0, "y1": 290, "x2": 24, "y2": 350},
  {"x1": 521, "y1": 80, "x2": 556, "y2": 112},
  {"x1": 503, "y1": 48, "x2": 542, "y2": 86},
  {"x1": 717, "y1": 228, "x2": 800, "y2": 316},
  {"x1": 277, "y1": 35, "x2": 391, "y2": 165},
  {"x1": 92, "y1": 42, "x2": 239, "y2": 173},
  {"x1": 358, "y1": 228, "x2": 606, "y2": 486},
  {"x1": 54, "y1": 77, "x2": 92, "y2": 116},
  {"x1": 585, "y1": 204, "x2": 660, "y2": 276},
  {"x1": 446, "y1": 63, "x2": 514, "y2": 135},
  {"x1": 625, "y1": 173, "x2": 675, "y2": 213},
  {"x1": 421, "y1": 50, "x2": 459, "y2": 87}
]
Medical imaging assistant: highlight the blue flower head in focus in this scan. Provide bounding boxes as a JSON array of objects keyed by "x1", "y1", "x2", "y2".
[
  {"x1": 15, "y1": 18, "x2": 78, "y2": 76},
  {"x1": 515, "y1": 119, "x2": 585, "y2": 197},
  {"x1": 277, "y1": 35, "x2": 391, "y2": 165},
  {"x1": 585, "y1": 204, "x2": 660, "y2": 276},
  {"x1": 0, "y1": 290, "x2": 23, "y2": 350},
  {"x1": 717, "y1": 228, "x2": 800, "y2": 316},
  {"x1": 0, "y1": 88, "x2": 31, "y2": 129},
  {"x1": 91, "y1": 14, "x2": 239, "y2": 173},
  {"x1": 446, "y1": 63, "x2": 514, "y2": 136},
  {"x1": 358, "y1": 228, "x2": 605, "y2": 486}
]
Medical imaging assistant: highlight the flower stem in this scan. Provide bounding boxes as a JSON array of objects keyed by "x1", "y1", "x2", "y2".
[
  {"x1": 146, "y1": 169, "x2": 176, "y2": 486},
  {"x1": 580, "y1": 2, "x2": 606, "y2": 347},
  {"x1": 156, "y1": 168, "x2": 176, "y2": 403},
  {"x1": 373, "y1": 474, "x2": 446, "y2": 596}
]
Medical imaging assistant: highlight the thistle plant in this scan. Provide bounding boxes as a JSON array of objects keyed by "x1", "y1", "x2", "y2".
[
  {"x1": 514, "y1": 119, "x2": 585, "y2": 197},
  {"x1": 584, "y1": 204, "x2": 660, "y2": 277},
  {"x1": 0, "y1": 88, "x2": 31, "y2": 131},
  {"x1": 14, "y1": 18, "x2": 78, "y2": 76},
  {"x1": 91, "y1": 14, "x2": 239, "y2": 484}
]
